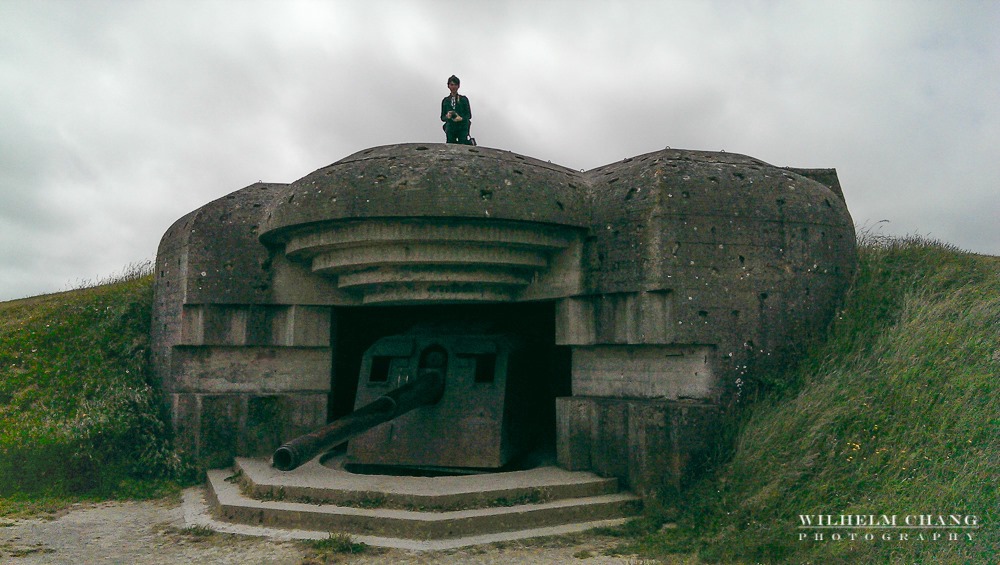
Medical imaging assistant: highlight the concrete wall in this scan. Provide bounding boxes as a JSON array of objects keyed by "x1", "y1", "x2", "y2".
[
  {"x1": 571, "y1": 345, "x2": 714, "y2": 399},
  {"x1": 557, "y1": 396, "x2": 718, "y2": 497},
  {"x1": 581, "y1": 150, "x2": 855, "y2": 403},
  {"x1": 163, "y1": 303, "x2": 332, "y2": 467},
  {"x1": 152, "y1": 183, "x2": 336, "y2": 466}
]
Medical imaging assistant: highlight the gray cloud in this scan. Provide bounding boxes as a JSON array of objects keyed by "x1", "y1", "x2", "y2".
[{"x1": 1, "y1": 0, "x2": 997, "y2": 300}]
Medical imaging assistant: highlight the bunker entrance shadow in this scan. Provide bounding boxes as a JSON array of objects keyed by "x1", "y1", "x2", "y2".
[{"x1": 329, "y1": 302, "x2": 570, "y2": 474}]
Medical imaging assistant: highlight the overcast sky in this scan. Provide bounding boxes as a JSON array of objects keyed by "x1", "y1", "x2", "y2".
[{"x1": 1, "y1": 0, "x2": 997, "y2": 301}]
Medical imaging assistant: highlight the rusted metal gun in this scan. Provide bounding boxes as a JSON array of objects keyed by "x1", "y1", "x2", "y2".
[{"x1": 272, "y1": 370, "x2": 445, "y2": 471}]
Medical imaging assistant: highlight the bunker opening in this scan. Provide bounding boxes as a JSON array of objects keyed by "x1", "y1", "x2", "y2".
[{"x1": 315, "y1": 302, "x2": 569, "y2": 476}]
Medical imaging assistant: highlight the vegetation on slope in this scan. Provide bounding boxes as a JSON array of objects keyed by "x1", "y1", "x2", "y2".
[
  {"x1": 0, "y1": 263, "x2": 189, "y2": 511},
  {"x1": 628, "y1": 235, "x2": 999, "y2": 563}
]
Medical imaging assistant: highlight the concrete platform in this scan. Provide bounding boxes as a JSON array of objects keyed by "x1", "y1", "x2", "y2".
[
  {"x1": 202, "y1": 457, "x2": 643, "y2": 549},
  {"x1": 235, "y1": 456, "x2": 622, "y2": 509}
]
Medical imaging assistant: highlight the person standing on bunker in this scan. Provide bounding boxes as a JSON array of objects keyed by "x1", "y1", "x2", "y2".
[{"x1": 441, "y1": 75, "x2": 473, "y2": 144}]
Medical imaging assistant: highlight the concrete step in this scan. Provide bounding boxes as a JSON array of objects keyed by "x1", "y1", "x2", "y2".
[
  {"x1": 205, "y1": 459, "x2": 643, "y2": 545},
  {"x1": 233, "y1": 456, "x2": 622, "y2": 510},
  {"x1": 184, "y1": 487, "x2": 633, "y2": 551}
]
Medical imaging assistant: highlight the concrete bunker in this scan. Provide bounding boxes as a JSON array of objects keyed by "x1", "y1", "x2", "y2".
[{"x1": 152, "y1": 143, "x2": 856, "y2": 495}]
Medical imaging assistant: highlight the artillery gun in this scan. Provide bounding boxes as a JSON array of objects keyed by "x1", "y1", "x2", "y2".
[{"x1": 273, "y1": 327, "x2": 538, "y2": 472}]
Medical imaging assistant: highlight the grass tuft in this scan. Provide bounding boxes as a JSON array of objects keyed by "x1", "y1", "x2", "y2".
[
  {"x1": 178, "y1": 524, "x2": 215, "y2": 538},
  {"x1": 303, "y1": 532, "x2": 369, "y2": 560}
]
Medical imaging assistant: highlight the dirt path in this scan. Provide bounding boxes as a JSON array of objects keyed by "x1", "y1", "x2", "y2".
[{"x1": 0, "y1": 489, "x2": 679, "y2": 564}]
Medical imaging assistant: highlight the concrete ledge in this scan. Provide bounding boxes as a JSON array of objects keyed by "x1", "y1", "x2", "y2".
[
  {"x1": 206, "y1": 463, "x2": 642, "y2": 542},
  {"x1": 170, "y1": 345, "x2": 331, "y2": 393},
  {"x1": 209, "y1": 470, "x2": 640, "y2": 539},
  {"x1": 235, "y1": 456, "x2": 620, "y2": 510},
  {"x1": 186, "y1": 486, "x2": 632, "y2": 550}
]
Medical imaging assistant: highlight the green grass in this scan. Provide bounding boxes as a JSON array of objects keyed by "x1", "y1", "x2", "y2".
[
  {"x1": 303, "y1": 532, "x2": 370, "y2": 560},
  {"x1": 0, "y1": 262, "x2": 192, "y2": 512},
  {"x1": 625, "y1": 234, "x2": 999, "y2": 563}
]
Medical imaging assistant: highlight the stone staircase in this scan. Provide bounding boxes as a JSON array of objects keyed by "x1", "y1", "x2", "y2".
[{"x1": 199, "y1": 456, "x2": 642, "y2": 550}]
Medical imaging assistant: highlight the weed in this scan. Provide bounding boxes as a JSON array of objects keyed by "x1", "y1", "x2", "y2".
[
  {"x1": 256, "y1": 487, "x2": 302, "y2": 503},
  {"x1": 1, "y1": 540, "x2": 55, "y2": 557},
  {"x1": 353, "y1": 493, "x2": 386, "y2": 509},
  {"x1": 305, "y1": 533, "x2": 368, "y2": 558},
  {"x1": 594, "y1": 516, "x2": 667, "y2": 539},
  {"x1": 0, "y1": 494, "x2": 86, "y2": 519},
  {"x1": 489, "y1": 487, "x2": 552, "y2": 507},
  {"x1": 179, "y1": 524, "x2": 215, "y2": 538}
]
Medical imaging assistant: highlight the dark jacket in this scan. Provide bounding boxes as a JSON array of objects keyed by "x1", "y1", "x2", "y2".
[{"x1": 441, "y1": 95, "x2": 472, "y2": 124}]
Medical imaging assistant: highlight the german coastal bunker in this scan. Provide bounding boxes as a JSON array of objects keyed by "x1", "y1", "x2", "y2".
[{"x1": 152, "y1": 143, "x2": 856, "y2": 496}]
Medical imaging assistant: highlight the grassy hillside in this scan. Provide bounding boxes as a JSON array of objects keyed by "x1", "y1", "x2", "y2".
[
  {"x1": 0, "y1": 264, "x2": 188, "y2": 509},
  {"x1": 625, "y1": 236, "x2": 999, "y2": 563}
]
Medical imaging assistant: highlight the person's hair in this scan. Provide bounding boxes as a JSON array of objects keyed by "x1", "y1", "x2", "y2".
[{"x1": 448, "y1": 75, "x2": 460, "y2": 86}]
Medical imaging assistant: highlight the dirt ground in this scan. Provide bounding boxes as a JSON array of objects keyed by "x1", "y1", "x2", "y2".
[{"x1": 0, "y1": 489, "x2": 681, "y2": 564}]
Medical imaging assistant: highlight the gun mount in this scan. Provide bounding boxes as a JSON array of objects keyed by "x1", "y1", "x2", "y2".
[
  {"x1": 273, "y1": 327, "x2": 540, "y2": 472},
  {"x1": 272, "y1": 364, "x2": 445, "y2": 471}
]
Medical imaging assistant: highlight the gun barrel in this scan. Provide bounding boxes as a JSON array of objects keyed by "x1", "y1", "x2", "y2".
[{"x1": 272, "y1": 371, "x2": 444, "y2": 471}]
